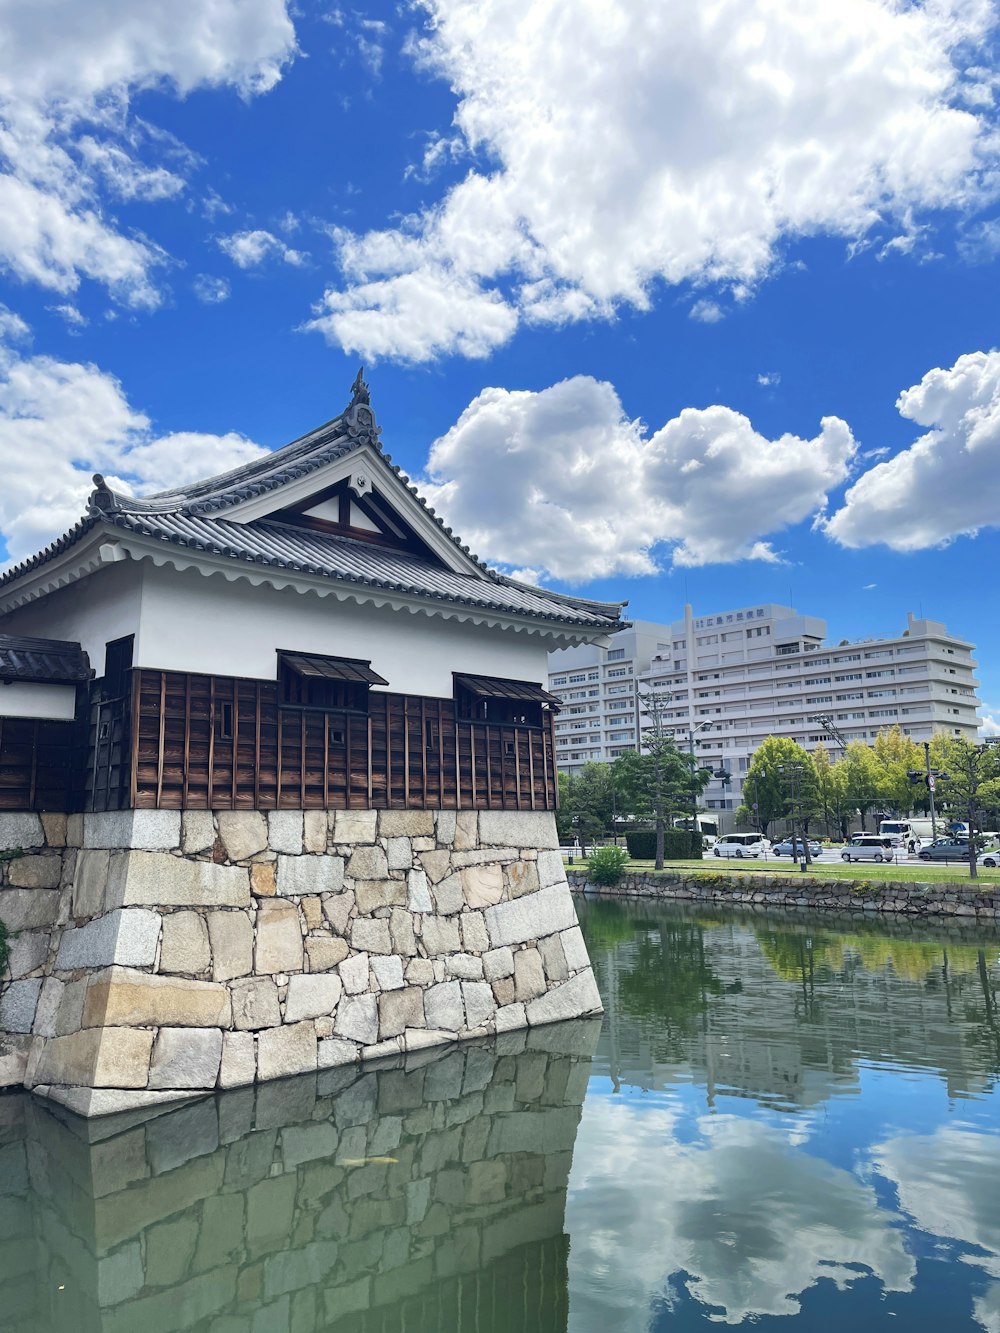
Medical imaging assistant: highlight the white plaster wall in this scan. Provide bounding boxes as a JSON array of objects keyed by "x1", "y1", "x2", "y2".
[
  {"x1": 134, "y1": 563, "x2": 559, "y2": 697},
  {"x1": 0, "y1": 562, "x2": 143, "y2": 673},
  {"x1": 0, "y1": 681, "x2": 77, "y2": 719}
]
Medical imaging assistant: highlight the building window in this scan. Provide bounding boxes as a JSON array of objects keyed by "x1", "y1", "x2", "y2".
[
  {"x1": 216, "y1": 701, "x2": 235, "y2": 742},
  {"x1": 102, "y1": 635, "x2": 134, "y2": 701},
  {"x1": 279, "y1": 653, "x2": 387, "y2": 713},
  {"x1": 454, "y1": 674, "x2": 559, "y2": 728},
  {"x1": 607, "y1": 648, "x2": 626, "y2": 660}
]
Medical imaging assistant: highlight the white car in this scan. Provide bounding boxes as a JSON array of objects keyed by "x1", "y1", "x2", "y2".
[
  {"x1": 842, "y1": 836, "x2": 899, "y2": 863},
  {"x1": 713, "y1": 834, "x2": 769, "y2": 859},
  {"x1": 979, "y1": 848, "x2": 1000, "y2": 869}
]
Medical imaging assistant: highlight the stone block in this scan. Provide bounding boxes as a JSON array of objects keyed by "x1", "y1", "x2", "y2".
[
  {"x1": 160, "y1": 911, "x2": 211, "y2": 975},
  {"x1": 216, "y1": 811, "x2": 268, "y2": 861},
  {"x1": 460, "y1": 911, "x2": 489, "y2": 953},
  {"x1": 421, "y1": 916, "x2": 461, "y2": 956},
  {"x1": 255, "y1": 900, "x2": 304, "y2": 973},
  {"x1": 32, "y1": 1026, "x2": 153, "y2": 1088},
  {"x1": 407, "y1": 869, "x2": 433, "y2": 911},
  {"x1": 536, "y1": 849, "x2": 565, "y2": 888},
  {"x1": 145, "y1": 1216, "x2": 199, "y2": 1287},
  {"x1": 268, "y1": 810, "x2": 303, "y2": 854},
  {"x1": 514, "y1": 947, "x2": 547, "y2": 1001},
  {"x1": 378, "y1": 986, "x2": 425, "y2": 1039},
  {"x1": 110, "y1": 851, "x2": 251, "y2": 908},
  {"x1": 97, "y1": 1239, "x2": 144, "y2": 1306},
  {"x1": 335, "y1": 993, "x2": 378, "y2": 1045},
  {"x1": 462, "y1": 981, "x2": 496, "y2": 1028},
  {"x1": 7, "y1": 930, "x2": 49, "y2": 979},
  {"x1": 435, "y1": 810, "x2": 457, "y2": 845},
  {"x1": 181, "y1": 811, "x2": 216, "y2": 855},
  {"x1": 56, "y1": 908, "x2": 161, "y2": 970},
  {"x1": 495, "y1": 1002, "x2": 526, "y2": 1033},
  {"x1": 220, "y1": 1032, "x2": 255, "y2": 1089},
  {"x1": 339, "y1": 952, "x2": 369, "y2": 994},
  {"x1": 251, "y1": 862, "x2": 277, "y2": 897},
  {"x1": 208, "y1": 910, "x2": 254, "y2": 982},
  {"x1": 277, "y1": 854, "x2": 344, "y2": 898},
  {"x1": 539, "y1": 933, "x2": 569, "y2": 982},
  {"x1": 332, "y1": 809, "x2": 378, "y2": 843},
  {"x1": 65, "y1": 813, "x2": 83, "y2": 847},
  {"x1": 258, "y1": 1023, "x2": 317, "y2": 1081},
  {"x1": 386, "y1": 837, "x2": 412, "y2": 870},
  {"x1": 453, "y1": 811, "x2": 479, "y2": 851},
  {"x1": 0, "y1": 1033, "x2": 30, "y2": 1087},
  {"x1": 0, "y1": 889, "x2": 59, "y2": 932},
  {"x1": 40, "y1": 812, "x2": 67, "y2": 847},
  {"x1": 484, "y1": 882, "x2": 577, "y2": 948},
  {"x1": 72, "y1": 849, "x2": 110, "y2": 917},
  {"x1": 371, "y1": 955, "x2": 404, "y2": 990},
  {"x1": 424, "y1": 981, "x2": 464, "y2": 1031},
  {"x1": 354, "y1": 878, "x2": 405, "y2": 914},
  {"x1": 149, "y1": 1027, "x2": 223, "y2": 1089},
  {"x1": 492, "y1": 977, "x2": 515, "y2": 1007},
  {"x1": 462, "y1": 864, "x2": 503, "y2": 909},
  {"x1": 318, "y1": 1038, "x2": 359, "y2": 1068},
  {"x1": 378, "y1": 811, "x2": 434, "y2": 837},
  {"x1": 84, "y1": 966, "x2": 232, "y2": 1028},
  {"x1": 346, "y1": 844, "x2": 389, "y2": 879},
  {"x1": 285, "y1": 973, "x2": 343, "y2": 1022},
  {"x1": 406, "y1": 957, "x2": 434, "y2": 985},
  {"x1": 85, "y1": 810, "x2": 181, "y2": 850},
  {"x1": 303, "y1": 811, "x2": 328, "y2": 853},
  {"x1": 446, "y1": 953, "x2": 484, "y2": 980},
  {"x1": 525, "y1": 968, "x2": 602, "y2": 1025},
  {"x1": 479, "y1": 810, "x2": 559, "y2": 849},
  {"x1": 306, "y1": 936, "x2": 349, "y2": 971},
  {"x1": 7, "y1": 854, "x2": 61, "y2": 888},
  {"x1": 350, "y1": 917, "x2": 391, "y2": 954},
  {"x1": 50, "y1": 976, "x2": 87, "y2": 1036},
  {"x1": 301, "y1": 895, "x2": 323, "y2": 928},
  {"x1": 389, "y1": 906, "x2": 417, "y2": 956},
  {"x1": 323, "y1": 890, "x2": 354, "y2": 935},
  {"x1": 560, "y1": 926, "x2": 591, "y2": 972},
  {"x1": 432, "y1": 872, "x2": 465, "y2": 915},
  {"x1": 0, "y1": 812, "x2": 44, "y2": 851},
  {"x1": 482, "y1": 946, "x2": 514, "y2": 980},
  {"x1": 418, "y1": 850, "x2": 451, "y2": 884},
  {"x1": 0, "y1": 978, "x2": 41, "y2": 1033},
  {"x1": 231, "y1": 977, "x2": 282, "y2": 1030},
  {"x1": 506, "y1": 860, "x2": 540, "y2": 899}
]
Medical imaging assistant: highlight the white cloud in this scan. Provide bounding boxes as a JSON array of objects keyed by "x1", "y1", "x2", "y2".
[
  {"x1": 311, "y1": 0, "x2": 997, "y2": 362},
  {"x1": 863, "y1": 582, "x2": 878, "y2": 590},
  {"x1": 980, "y1": 709, "x2": 1000, "y2": 739},
  {"x1": 192, "y1": 274, "x2": 231, "y2": 304},
  {"x1": 826, "y1": 350, "x2": 1000, "y2": 550},
  {"x1": 219, "y1": 229, "x2": 306, "y2": 269},
  {"x1": 0, "y1": 1, "x2": 297, "y2": 306},
  {"x1": 423, "y1": 374, "x2": 855, "y2": 580},
  {"x1": 757, "y1": 371, "x2": 781, "y2": 387},
  {"x1": 0, "y1": 317, "x2": 267, "y2": 565},
  {"x1": 689, "y1": 298, "x2": 724, "y2": 324}
]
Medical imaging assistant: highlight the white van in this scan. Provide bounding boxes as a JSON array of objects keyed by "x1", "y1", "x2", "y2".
[
  {"x1": 713, "y1": 833, "x2": 769, "y2": 859},
  {"x1": 842, "y1": 835, "x2": 899, "y2": 863}
]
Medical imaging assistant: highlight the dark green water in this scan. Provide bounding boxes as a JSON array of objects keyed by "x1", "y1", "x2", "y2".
[{"x1": 3, "y1": 898, "x2": 1000, "y2": 1331}]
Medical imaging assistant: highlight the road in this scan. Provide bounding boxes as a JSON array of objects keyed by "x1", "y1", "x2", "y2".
[{"x1": 709, "y1": 847, "x2": 988, "y2": 874}]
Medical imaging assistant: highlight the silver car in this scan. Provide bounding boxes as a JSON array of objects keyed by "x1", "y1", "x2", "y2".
[{"x1": 842, "y1": 837, "x2": 898, "y2": 863}]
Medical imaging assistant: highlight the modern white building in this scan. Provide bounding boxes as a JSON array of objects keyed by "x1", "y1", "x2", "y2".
[{"x1": 548, "y1": 603, "x2": 982, "y2": 828}]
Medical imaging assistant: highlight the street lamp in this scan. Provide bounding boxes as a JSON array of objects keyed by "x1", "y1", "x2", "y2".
[
  {"x1": 682, "y1": 718, "x2": 715, "y2": 842},
  {"x1": 777, "y1": 760, "x2": 812, "y2": 872}
]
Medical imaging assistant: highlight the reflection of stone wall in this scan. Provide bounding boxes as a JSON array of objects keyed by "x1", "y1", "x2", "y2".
[
  {"x1": 0, "y1": 1020, "x2": 598, "y2": 1333},
  {"x1": 0, "y1": 810, "x2": 600, "y2": 1115}
]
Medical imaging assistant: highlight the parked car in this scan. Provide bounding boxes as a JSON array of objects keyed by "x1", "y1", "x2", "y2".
[
  {"x1": 713, "y1": 833, "x2": 769, "y2": 859},
  {"x1": 979, "y1": 849, "x2": 1000, "y2": 869},
  {"x1": 771, "y1": 838, "x2": 822, "y2": 858},
  {"x1": 842, "y1": 835, "x2": 899, "y2": 863},
  {"x1": 918, "y1": 839, "x2": 972, "y2": 862}
]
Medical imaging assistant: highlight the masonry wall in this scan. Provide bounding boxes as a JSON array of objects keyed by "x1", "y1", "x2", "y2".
[
  {"x1": 0, "y1": 808, "x2": 600, "y2": 1115},
  {"x1": 0, "y1": 1020, "x2": 597, "y2": 1332}
]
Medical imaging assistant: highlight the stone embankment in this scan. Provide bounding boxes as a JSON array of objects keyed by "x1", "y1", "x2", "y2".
[
  {"x1": 567, "y1": 867, "x2": 1000, "y2": 919},
  {"x1": 0, "y1": 1020, "x2": 597, "y2": 1332},
  {"x1": 0, "y1": 809, "x2": 601, "y2": 1113}
]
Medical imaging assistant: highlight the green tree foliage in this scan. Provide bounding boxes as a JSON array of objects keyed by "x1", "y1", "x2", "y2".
[
  {"x1": 873, "y1": 726, "x2": 925, "y2": 814},
  {"x1": 811, "y1": 743, "x2": 846, "y2": 839},
  {"x1": 613, "y1": 735, "x2": 710, "y2": 868},
  {"x1": 929, "y1": 737, "x2": 1000, "y2": 876},
  {"x1": 839, "y1": 740, "x2": 884, "y2": 831},
  {"x1": 556, "y1": 762, "x2": 617, "y2": 853},
  {"x1": 739, "y1": 737, "x2": 818, "y2": 836},
  {"x1": 586, "y1": 844, "x2": 631, "y2": 885}
]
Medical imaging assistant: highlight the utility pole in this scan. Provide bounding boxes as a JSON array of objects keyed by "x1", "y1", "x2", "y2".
[
  {"x1": 924, "y1": 740, "x2": 938, "y2": 842},
  {"x1": 778, "y1": 761, "x2": 811, "y2": 872}
]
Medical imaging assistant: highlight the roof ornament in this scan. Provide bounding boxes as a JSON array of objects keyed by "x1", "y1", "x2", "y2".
[
  {"x1": 88, "y1": 473, "x2": 120, "y2": 515},
  {"x1": 343, "y1": 366, "x2": 381, "y2": 448},
  {"x1": 349, "y1": 366, "x2": 370, "y2": 407}
]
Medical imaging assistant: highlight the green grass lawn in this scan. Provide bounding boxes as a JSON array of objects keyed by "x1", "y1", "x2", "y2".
[{"x1": 568, "y1": 856, "x2": 1000, "y2": 887}]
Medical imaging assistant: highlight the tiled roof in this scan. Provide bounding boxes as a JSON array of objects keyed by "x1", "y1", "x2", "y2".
[{"x1": 0, "y1": 634, "x2": 91, "y2": 684}]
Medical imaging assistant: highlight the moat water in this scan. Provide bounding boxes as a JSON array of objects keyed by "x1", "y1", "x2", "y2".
[{"x1": 4, "y1": 895, "x2": 1000, "y2": 1331}]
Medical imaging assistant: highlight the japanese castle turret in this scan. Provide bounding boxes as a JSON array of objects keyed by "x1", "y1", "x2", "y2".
[{"x1": 0, "y1": 373, "x2": 623, "y2": 1115}]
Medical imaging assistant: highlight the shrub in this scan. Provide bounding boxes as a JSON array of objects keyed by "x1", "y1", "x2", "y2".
[
  {"x1": 586, "y1": 844, "x2": 631, "y2": 885},
  {"x1": 625, "y1": 828, "x2": 703, "y2": 861}
]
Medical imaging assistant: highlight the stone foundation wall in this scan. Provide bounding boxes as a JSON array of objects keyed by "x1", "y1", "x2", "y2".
[
  {"x1": 1, "y1": 809, "x2": 600, "y2": 1115},
  {"x1": 0, "y1": 1020, "x2": 597, "y2": 1332},
  {"x1": 568, "y1": 867, "x2": 1000, "y2": 918}
]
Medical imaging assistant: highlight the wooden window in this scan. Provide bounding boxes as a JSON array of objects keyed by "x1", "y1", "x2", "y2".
[
  {"x1": 278, "y1": 652, "x2": 388, "y2": 714},
  {"x1": 216, "y1": 700, "x2": 234, "y2": 742},
  {"x1": 102, "y1": 635, "x2": 133, "y2": 701},
  {"x1": 453, "y1": 674, "x2": 560, "y2": 729}
]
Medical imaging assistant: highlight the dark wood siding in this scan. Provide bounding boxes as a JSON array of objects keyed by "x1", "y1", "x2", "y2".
[
  {"x1": 0, "y1": 704, "x2": 83, "y2": 812},
  {"x1": 123, "y1": 668, "x2": 558, "y2": 812}
]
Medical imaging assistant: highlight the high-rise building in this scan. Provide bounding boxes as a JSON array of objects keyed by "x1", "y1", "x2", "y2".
[{"x1": 548, "y1": 603, "x2": 982, "y2": 828}]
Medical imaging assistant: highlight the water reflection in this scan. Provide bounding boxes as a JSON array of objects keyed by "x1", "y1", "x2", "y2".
[
  {"x1": 572, "y1": 897, "x2": 1000, "y2": 1331},
  {"x1": 0, "y1": 1021, "x2": 598, "y2": 1332}
]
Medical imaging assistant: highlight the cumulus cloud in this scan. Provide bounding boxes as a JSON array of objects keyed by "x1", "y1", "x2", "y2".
[
  {"x1": 192, "y1": 274, "x2": 231, "y2": 304},
  {"x1": 689, "y1": 299, "x2": 724, "y2": 324},
  {"x1": 423, "y1": 375, "x2": 855, "y2": 581},
  {"x1": 0, "y1": 315, "x2": 266, "y2": 564},
  {"x1": 218, "y1": 229, "x2": 306, "y2": 269},
  {"x1": 311, "y1": 0, "x2": 997, "y2": 361},
  {"x1": 0, "y1": 1, "x2": 297, "y2": 306},
  {"x1": 981, "y1": 709, "x2": 1000, "y2": 739},
  {"x1": 826, "y1": 350, "x2": 1000, "y2": 550}
]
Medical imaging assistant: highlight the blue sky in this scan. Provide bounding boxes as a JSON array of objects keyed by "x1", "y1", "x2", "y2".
[{"x1": 0, "y1": 1, "x2": 998, "y2": 727}]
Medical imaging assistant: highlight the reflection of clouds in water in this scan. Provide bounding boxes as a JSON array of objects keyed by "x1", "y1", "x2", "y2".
[
  {"x1": 567, "y1": 1097, "x2": 914, "y2": 1329},
  {"x1": 875, "y1": 1127, "x2": 1000, "y2": 1331}
]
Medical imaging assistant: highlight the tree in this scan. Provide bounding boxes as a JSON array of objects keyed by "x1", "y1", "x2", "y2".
[
  {"x1": 558, "y1": 762, "x2": 617, "y2": 854},
  {"x1": 839, "y1": 740, "x2": 883, "y2": 831},
  {"x1": 930, "y1": 738, "x2": 1000, "y2": 879},
  {"x1": 812, "y1": 743, "x2": 844, "y2": 840},
  {"x1": 873, "y1": 726, "x2": 924, "y2": 815},
  {"x1": 739, "y1": 737, "x2": 817, "y2": 838}
]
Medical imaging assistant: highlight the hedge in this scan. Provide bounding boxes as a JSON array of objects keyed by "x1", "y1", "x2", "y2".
[{"x1": 625, "y1": 828, "x2": 703, "y2": 860}]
